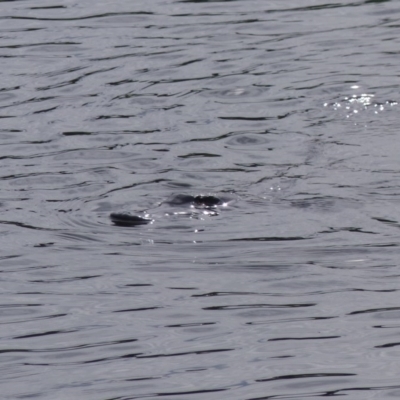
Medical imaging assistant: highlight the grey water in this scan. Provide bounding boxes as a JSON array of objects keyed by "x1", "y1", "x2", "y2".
[{"x1": 1, "y1": 0, "x2": 400, "y2": 398}]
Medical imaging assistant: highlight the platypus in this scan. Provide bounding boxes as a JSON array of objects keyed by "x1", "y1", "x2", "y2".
[{"x1": 110, "y1": 194, "x2": 231, "y2": 227}]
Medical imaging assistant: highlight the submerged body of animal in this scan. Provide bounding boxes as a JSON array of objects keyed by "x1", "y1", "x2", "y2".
[{"x1": 110, "y1": 194, "x2": 233, "y2": 227}]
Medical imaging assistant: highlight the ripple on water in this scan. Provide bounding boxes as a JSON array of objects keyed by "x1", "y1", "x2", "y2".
[
  {"x1": 201, "y1": 86, "x2": 269, "y2": 102},
  {"x1": 225, "y1": 132, "x2": 271, "y2": 150},
  {"x1": 53, "y1": 149, "x2": 139, "y2": 165}
]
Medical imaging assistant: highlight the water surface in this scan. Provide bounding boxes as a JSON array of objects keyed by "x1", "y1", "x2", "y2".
[{"x1": 1, "y1": 0, "x2": 400, "y2": 399}]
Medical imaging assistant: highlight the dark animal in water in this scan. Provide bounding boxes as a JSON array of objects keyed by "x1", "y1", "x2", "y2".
[{"x1": 110, "y1": 194, "x2": 230, "y2": 227}]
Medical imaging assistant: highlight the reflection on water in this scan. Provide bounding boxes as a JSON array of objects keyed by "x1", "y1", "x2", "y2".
[
  {"x1": 325, "y1": 89, "x2": 398, "y2": 120},
  {"x1": 1, "y1": 0, "x2": 400, "y2": 399}
]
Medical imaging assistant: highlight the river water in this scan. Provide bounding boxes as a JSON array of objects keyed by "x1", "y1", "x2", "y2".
[{"x1": 1, "y1": 0, "x2": 400, "y2": 399}]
